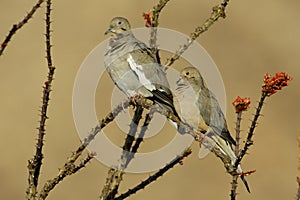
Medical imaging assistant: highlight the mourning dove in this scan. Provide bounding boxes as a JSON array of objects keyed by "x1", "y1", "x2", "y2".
[
  {"x1": 174, "y1": 66, "x2": 250, "y2": 193},
  {"x1": 104, "y1": 17, "x2": 178, "y2": 116}
]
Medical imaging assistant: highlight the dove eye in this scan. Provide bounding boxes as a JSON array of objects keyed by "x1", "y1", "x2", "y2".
[
  {"x1": 117, "y1": 21, "x2": 122, "y2": 25},
  {"x1": 185, "y1": 72, "x2": 190, "y2": 76}
]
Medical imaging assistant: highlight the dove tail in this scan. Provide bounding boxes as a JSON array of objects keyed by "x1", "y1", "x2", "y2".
[
  {"x1": 240, "y1": 174, "x2": 251, "y2": 193},
  {"x1": 217, "y1": 138, "x2": 251, "y2": 193}
]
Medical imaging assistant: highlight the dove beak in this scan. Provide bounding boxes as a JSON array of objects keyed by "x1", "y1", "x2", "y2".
[{"x1": 104, "y1": 27, "x2": 113, "y2": 35}]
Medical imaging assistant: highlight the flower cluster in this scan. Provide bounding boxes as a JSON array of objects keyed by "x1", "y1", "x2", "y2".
[
  {"x1": 232, "y1": 96, "x2": 251, "y2": 113},
  {"x1": 262, "y1": 72, "x2": 293, "y2": 96},
  {"x1": 142, "y1": 12, "x2": 152, "y2": 27}
]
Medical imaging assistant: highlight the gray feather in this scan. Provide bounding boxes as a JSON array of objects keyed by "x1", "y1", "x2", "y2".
[{"x1": 197, "y1": 88, "x2": 236, "y2": 146}]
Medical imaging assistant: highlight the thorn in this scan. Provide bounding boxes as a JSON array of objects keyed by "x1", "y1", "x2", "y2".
[{"x1": 90, "y1": 152, "x2": 97, "y2": 157}]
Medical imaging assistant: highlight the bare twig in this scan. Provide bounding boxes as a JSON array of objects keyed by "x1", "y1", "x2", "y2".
[
  {"x1": 114, "y1": 148, "x2": 192, "y2": 200},
  {"x1": 164, "y1": 0, "x2": 230, "y2": 70},
  {"x1": 131, "y1": 112, "x2": 152, "y2": 153},
  {"x1": 230, "y1": 111, "x2": 242, "y2": 200},
  {"x1": 0, "y1": 0, "x2": 45, "y2": 56},
  {"x1": 149, "y1": 0, "x2": 170, "y2": 59},
  {"x1": 26, "y1": 1, "x2": 54, "y2": 198},
  {"x1": 39, "y1": 100, "x2": 130, "y2": 200},
  {"x1": 121, "y1": 111, "x2": 154, "y2": 171},
  {"x1": 72, "y1": 152, "x2": 96, "y2": 174},
  {"x1": 100, "y1": 169, "x2": 122, "y2": 200},
  {"x1": 100, "y1": 109, "x2": 153, "y2": 200},
  {"x1": 151, "y1": 0, "x2": 170, "y2": 29},
  {"x1": 122, "y1": 112, "x2": 153, "y2": 172},
  {"x1": 38, "y1": 153, "x2": 95, "y2": 200},
  {"x1": 100, "y1": 105, "x2": 144, "y2": 200},
  {"x1": 234, "y1": 112, "x2": 242, "y2": 157},
  {"x1": 122, "y1": 105, "x2": 144, "y2": 157},
  {"x1": 234, "y1": 92, "x2": 267, "y2": 169}
]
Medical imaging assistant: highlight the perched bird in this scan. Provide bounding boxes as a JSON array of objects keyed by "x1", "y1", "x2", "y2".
[
  {"x1": 174, "y1": 66, "x2": 250, "y2": 192},
  {"x1": 104, "y1": 17, "x2": 178, "y2": 116}
]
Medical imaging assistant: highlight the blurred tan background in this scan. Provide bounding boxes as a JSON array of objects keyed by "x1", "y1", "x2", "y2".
[{"x1": 0, "y1": 0, "x2": 299, "y2": 199}]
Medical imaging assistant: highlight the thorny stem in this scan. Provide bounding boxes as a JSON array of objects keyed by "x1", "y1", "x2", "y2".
[
  {"x1": 100, "y1": 110, "x2": 152, "y2": 200},
  {"x1": 100, "y1": 105, "x2": 144, "y2": 200},
  {"x1": 26, "y1": 1, "x2": 54, "y2": 199},
  {"x1": 122, "y1": 105, "x2": 144, "y2": 155},
  {"x1": 123, "y1": 112, "x2": 153, "y2": 170},
  {"x1": 230, "y1": 111, "x2": 242, "y2": 200},
  {"x1": 39, "y1": 100, "x2": 130, "y2": 200},
  {"x1": 234, "y1": 112, "x2": 242, "y2": 156},
  {"x1": 234, "y1": 92, "x2": 267, "y2": 169},
  {"x1": 164, "y1": 0, "x2": 229, "y2": 71},
  {"x1": 151, "y1": 0, "x2": 170, "y2": 28},
  {"x1": 38, "y1": 153, "x2": 95, "y2": 200},
  {"x1": 149, "y1": 0, "x2": 170, "y2": 61},
  {"x1": 131, "y1": 113, "x2": 152, "y2": 153},
  {"x1": 0, "y1": 0, "x2": 45, "y2": 56},
  {"x1": 71, "y1": 153, "x2": 95, "y2": 175},
  {"x1": 114, "y1": 149, "x2": 192, "y2": 200}
]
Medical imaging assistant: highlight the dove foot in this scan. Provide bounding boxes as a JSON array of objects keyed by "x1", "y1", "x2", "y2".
[{"x1": 130, "y1": 94, "x2": 142, "y2": 106}]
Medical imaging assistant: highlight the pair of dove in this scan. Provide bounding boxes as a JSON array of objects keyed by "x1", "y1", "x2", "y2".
[{"x1": 104, "y1": 17, "x2": 250, "y2": 193}]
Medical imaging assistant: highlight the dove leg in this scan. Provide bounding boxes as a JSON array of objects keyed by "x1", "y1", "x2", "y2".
[{"x1": 130, "y1": 94, "x2": 142, "y2": 106}]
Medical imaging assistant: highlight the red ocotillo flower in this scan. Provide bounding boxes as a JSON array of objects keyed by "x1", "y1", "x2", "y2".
[
  {"x1": 262, "y1": 72, "x2": 293, "y2": 96},
  {"x1": 232, "y1": 96, "x2": 251, "y2": 113},
  {"x1": 142, "y1": 12, "x2": 152, "y2": 27}
]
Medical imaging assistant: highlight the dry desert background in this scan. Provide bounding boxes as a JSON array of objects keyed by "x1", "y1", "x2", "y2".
[{"x1": 0, "y1": 0, "x2": 299, "y2": 199}]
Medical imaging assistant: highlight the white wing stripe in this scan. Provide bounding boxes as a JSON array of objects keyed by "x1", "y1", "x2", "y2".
[{"x1": 127, "y1": 55, "x2": 156, "y2": 91}]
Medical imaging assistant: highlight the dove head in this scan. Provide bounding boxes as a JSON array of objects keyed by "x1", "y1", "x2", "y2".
[
  {"x1": 105, "y1": 17, "x2": 131, "y2": 35},
  {"x1": 180, "y1": 66, "x2": 206, "y2": 90}
]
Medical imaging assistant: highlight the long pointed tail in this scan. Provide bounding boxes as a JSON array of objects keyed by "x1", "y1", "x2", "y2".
[
  {"x1": 240, "y1": 174, "x2": 251, "y2": 193},
  {"x1": 213, "y1": 135, "x2": 251, "y2": 193}
]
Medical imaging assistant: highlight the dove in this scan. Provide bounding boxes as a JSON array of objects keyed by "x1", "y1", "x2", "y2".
[
  {"x1": 104, "y1": 17, "x2": 178, "y2": 117},
  {"x1": 174, "y1": 66, "x2": 250, "y2": 193}
]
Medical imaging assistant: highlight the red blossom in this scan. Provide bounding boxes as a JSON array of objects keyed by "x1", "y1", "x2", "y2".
[
  {"x1": 262, "y1": 72, "x2": 293, "y2": 96},
  {"x1": 142, "y1": 12, "x2": 152, "y2": 27},
  {"x1": 232, "y1": 96, "x2": 251, "y2": 113}
]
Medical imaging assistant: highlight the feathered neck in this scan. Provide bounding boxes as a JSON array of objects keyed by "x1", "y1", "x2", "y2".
[{"x1": 109, "y1": 31, "x2": 134, "y2": 46}]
